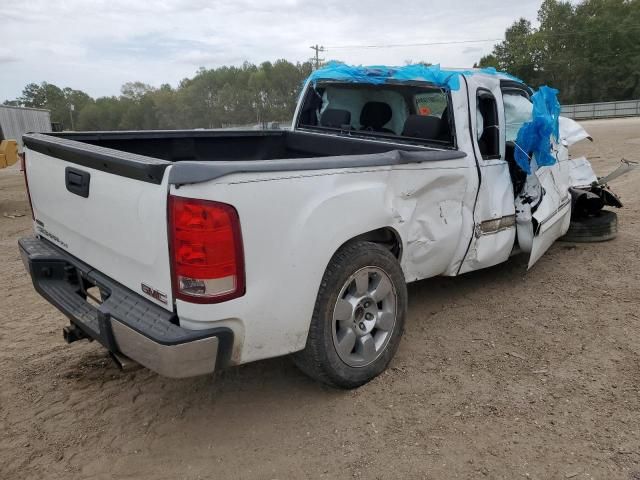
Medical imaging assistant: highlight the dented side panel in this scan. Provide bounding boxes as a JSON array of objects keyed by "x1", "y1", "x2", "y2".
[
  {"x1": 389, "y1": 166, "x2": 471, "y2": 280},
  {"x1": 172, "y1": 153, "x2": 474, "y2": 363}
]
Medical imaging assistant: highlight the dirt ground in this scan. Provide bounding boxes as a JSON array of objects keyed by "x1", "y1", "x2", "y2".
[{"x1": 1, "y1": 118, "x2": 639, "y2": 480}]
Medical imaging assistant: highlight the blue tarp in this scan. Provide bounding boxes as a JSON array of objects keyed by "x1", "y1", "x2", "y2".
[
  {"x1": 307, "y1": 62, "x2": 521, "y2": 92},
  {"x1": 514, "y1": 86, "x2": 561, "y2": 174}
]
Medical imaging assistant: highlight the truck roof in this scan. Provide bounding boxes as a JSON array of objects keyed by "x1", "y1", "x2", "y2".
[{"x1": 307, "y1": 62, "x2": 527, "y2": 92}]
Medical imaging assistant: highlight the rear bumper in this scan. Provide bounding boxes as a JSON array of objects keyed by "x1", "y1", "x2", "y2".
[{"x1": 19, "y1": 236, "x2": 233, "y2": 378}]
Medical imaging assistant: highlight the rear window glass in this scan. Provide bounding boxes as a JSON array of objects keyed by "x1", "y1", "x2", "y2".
[
  {"x1": 414, "y1": 92, "x2": 448, "y2": 118},
  {"x1": 297, "y1": 82, "x2": 454, "y2": 146}
]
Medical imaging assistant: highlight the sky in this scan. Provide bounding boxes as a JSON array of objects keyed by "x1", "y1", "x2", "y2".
[{"x1": 0, "y1": 0, "x2": 545, "y2": 102}]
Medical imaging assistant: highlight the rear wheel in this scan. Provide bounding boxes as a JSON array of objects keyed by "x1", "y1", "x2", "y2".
[
  {"x1": 293, "y1": 241, "x2": 407, "y2": 388},
  {"x1": 561, "y1": 209, "x2": 618, "y2": 243}
]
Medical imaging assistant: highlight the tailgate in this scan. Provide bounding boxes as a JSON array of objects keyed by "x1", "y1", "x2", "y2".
[{"x1": 24, "y1": 134, "x2": 174, "y2": 310}]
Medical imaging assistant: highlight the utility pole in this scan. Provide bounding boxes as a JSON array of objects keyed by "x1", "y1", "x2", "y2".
[
  {"x1": 309, "y1": 44, "x2": 325, "y2": 70},
  {"x1": 69, "y1": 104, "x2": 75, "y2": 131}
]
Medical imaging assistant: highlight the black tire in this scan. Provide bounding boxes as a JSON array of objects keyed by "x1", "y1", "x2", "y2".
[
  {"x1": 561, "y1": 209, "x2": 618, "y2": 243},
  {"x1": 292, "y1": 241, "x2": 407, "y2": 389}
]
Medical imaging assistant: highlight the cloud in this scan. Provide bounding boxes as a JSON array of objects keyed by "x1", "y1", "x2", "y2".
[
  {"x1": 0, "y1": 0, "x2": 544, "y2": 101},
  {"x1": 0, "y1": 49, "x2": 20, "y2": 64}
]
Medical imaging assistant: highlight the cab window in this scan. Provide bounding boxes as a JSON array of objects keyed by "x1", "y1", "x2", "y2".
[
  {"x1": 503, "y1": 91, "x2": 532, "y2": 142},
  {"x1": 476, "y1": 90, "x2": 500, "y2": 159},
  {"x1": 297, "y1": 82, "x2": 454, "y2": 146}
]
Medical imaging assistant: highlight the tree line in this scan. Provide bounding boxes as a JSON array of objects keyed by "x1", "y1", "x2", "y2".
[
  {"x1": 4, "y1": 60, "x2": 312, "y2": 131},
  {"x1": 4, "y1": 0, "x2": 638, "y2": 131},
  {"x1": 476, "y1": 0, "x2": 640, "y2": 104}
]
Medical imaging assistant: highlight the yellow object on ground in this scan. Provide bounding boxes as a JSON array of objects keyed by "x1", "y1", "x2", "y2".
[{"x1": 0, "y1": 140, "x2": 18, "y2": 169}]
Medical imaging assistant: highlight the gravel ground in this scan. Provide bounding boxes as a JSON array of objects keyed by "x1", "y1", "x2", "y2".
[{"x1": 1, "y1": 117, "x2": 639, "y2": 480}]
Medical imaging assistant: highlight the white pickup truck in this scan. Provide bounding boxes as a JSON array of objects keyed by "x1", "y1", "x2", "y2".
[{"x1": 19, "y1": 64, "x2": 625, "y2": 388}]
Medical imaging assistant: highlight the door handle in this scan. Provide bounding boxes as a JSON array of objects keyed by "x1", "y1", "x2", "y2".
[{"x1": 65, "y1": 167, "x2": 91, "y2": 198}]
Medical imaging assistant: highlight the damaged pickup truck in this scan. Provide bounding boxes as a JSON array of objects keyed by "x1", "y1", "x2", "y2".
[{"x1": 19, "y1": 63, "x2": 634, "y2": 388}]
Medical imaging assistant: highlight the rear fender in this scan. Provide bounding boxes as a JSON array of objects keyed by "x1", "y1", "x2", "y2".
[{"x1": 173, "y1": 163, "x2": 469, "y2": 363}]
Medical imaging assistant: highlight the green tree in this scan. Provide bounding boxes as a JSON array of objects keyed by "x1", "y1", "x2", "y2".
[
  {"x1": 479, "y1": 0, "x2": 640, "y2": 103},
  {"x1": 474, "y1": 54, "x2": 498, "y2": 69},
  {"x1": 5, "y1": 59, "x2": 327, "y2": 130},
  {"x1": 63, "y1": 87, "x2": 93, "y2": 129}
]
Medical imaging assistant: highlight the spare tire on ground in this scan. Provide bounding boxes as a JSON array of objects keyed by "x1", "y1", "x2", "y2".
[{"x1": 560, "y1": 209, "x2": 618, "y2": 243}]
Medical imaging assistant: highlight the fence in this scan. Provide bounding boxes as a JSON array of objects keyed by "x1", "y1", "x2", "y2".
[
  {"x1": 0, "y1": 105, "x2": 52, "y2": 150},
  {"x1": 561, "y1": 99, "x2": 640, "y2": 120}
]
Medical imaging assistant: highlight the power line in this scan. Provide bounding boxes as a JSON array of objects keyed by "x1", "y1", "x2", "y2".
[
  {"x1": 327, "y1": 38, "x2": 502, "y2": 50},
  {"x1": 325, "y1": 26, "x2": 640, "y2": 51}
]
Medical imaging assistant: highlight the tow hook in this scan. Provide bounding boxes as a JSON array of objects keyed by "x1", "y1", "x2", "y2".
[{"x1": 63, "y1": 324, "x2": 88, "y2": 343}]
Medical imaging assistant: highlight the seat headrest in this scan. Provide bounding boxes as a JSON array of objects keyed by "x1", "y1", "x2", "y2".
[
  {"x1": 360, "y1": 102, "x2": 392, "y2": 129},
  {"x1": 402, "y1": 115, "x2": 442, "y2": 139},
  {"x1": 320, "y1": 108, "x2": 351, "y2": 128}
]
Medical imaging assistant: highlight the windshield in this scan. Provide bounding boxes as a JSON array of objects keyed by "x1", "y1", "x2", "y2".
[{"x1": 296, "y1": 82, "x2": 454, "y2": 146}]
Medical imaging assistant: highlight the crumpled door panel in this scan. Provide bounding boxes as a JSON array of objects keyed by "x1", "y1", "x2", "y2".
[{"x1": 515, "y1": 154, "x2": 573, "y2": 268}]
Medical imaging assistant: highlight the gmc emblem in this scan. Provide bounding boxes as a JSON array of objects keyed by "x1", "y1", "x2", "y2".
[{"x1": 141, "y1": 283, "x2": 168, "y2": 304}]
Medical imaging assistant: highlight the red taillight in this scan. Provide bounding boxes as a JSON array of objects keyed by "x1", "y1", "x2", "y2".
[
  {"x1": 20, "y1": 153, "x2": 35, "y2": 220},
  {"x1": 169, "y1": 196, "x2": 245, "y2": 303}
]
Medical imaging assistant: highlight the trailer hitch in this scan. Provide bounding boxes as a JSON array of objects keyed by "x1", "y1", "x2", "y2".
[{"x1": 62, "y1": 323, "x2": 89, "y2": 344}]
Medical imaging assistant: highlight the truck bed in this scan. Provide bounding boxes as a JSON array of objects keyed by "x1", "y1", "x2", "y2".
[
  {"x1": 23, "y1": 129, "x2": 465, "y2": 185},
  {"x1": 35, "y1": 129, "x2": 421, "y2": 162}
]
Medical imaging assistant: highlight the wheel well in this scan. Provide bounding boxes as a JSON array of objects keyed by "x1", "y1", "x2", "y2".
[{"x1": 344, "y1": 227, "x2": 402, "y2": 260}]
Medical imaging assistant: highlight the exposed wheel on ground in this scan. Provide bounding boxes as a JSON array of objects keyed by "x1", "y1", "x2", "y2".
[
  {"x1": 293, "y1": 241, "x2": 407, "y2": 388},
  {"x1": 560, "y1": 209, "x2": 618, "y2": 243}
]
